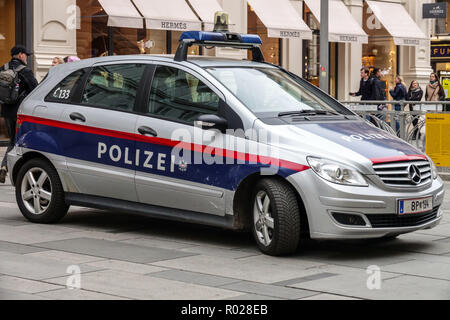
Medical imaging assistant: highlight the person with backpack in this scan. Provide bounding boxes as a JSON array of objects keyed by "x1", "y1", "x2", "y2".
[{"x1": 0, "y1": 45, "x2": 38, "y2": 183}]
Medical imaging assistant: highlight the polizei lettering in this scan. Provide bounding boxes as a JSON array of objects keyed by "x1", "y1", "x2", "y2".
[
  {"x1": 341, "y1": 133, "x2": 395, "y2": 142},
  {"x1": 97, "y1": 142, "x2": 176, "y2": 173}
]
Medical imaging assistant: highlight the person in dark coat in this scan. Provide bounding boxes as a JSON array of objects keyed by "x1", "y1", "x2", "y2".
[
  {"x1": 389, "y1": 75, "x2": 407, "y2": 133},
  {"x1": 406, "y1": 80, "x2": 424, "y2": 140},
  {"x1": 350, "y1": 67, "x2": 372, "y2": 101},
  {"x1": 0, "y1": 45, "x2": 38, "y2": 183},
  {"x1": 389, "y1": 75, "x2": 408, "y2": 111},
  {"x1": 370, "y1": 68, "x2": 387, "y2": 103}
]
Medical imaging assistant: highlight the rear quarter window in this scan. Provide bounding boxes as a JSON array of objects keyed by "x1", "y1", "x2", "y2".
[{"x1": 45, "y1": 69, "x2": 87, "y2": 104}]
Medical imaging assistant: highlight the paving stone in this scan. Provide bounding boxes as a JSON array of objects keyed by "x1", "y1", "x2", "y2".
[
  {"x1": 120, "y1": 237, "x2": 196, "y2": 250},
  {"x1": 151, "y1": 270, "x2": 240, "y2": 287},
  {"x1": 219, "y1": 281, "x2": 317, "y2": 299},
  {"x1": 0, "y1": 288, "x2": 47, "y2": 300},
  {"x1": 0, "y1": 251, "x2": 101, "y2": 281},
  {"x1": 34, "y1": 238, "x2": 197, "y2": 264},
  {"x1": 272, "y1": 273, "x2": 339, "y2": 286},
  {"x1": 179, "y1": 245, "x2": 260, "y2": 259},
  {"x1": 26, "y1": 250, "x2": 106, "y2": 264},
  {"x1": 0, "y1": 224, "x2": 85, "y2": 245},
  {"x1": 0, "y1": 275, "x2": 63, "y2": 294},
  {"x1": 223, "y1": 294, "x2": 281, "y2": 300},
  {"x1": 46, "y1": 270, "x2": 242, "y2": 300},
  {"x1": 152, "y1": 255, "x2": 324, "y2": 284},
  {"x1": 38, "y1": 288, "x2": 130, "y2": 300},
  {"x1": 290, "y1": 271, "x2": 450, "y2": 300},
  {"x1": 301, "y1": 293, "x2": 361, "y2": 300},
  {"x1": 383, "y1": 260, "x2": 450, "y2": 281},
  {"x1": 86, "y1": 260, "x2": 167, "y2": 275},
  {"x1": 0, "y1": 240, "x2": 47, "y2": 254}
]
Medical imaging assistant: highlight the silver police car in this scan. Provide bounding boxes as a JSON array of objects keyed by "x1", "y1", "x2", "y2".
[{"x1": 8, "y1": 31, "x2": 445, "y2": 255}]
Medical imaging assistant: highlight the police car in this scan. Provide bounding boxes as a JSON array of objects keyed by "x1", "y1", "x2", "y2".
[{"x1": 8, "y1": 30, "x2": 445, "y2": 256}]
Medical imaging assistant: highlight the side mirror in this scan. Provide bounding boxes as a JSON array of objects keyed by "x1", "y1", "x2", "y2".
[{"x1": 194, "y1": 114, "x2": 228, "y2": 132}]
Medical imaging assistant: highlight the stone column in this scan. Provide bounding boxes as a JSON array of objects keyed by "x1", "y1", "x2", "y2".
[
  {"x1": 285, "y1": 0, "x2": 304, "y2": 76},
  {"x1": 339, "y1": 0, "x2": 364, "y2": 100},
  {"x1": 400, "y1": 0, "x2": 434, "y2": 90},
  {"x1": 32, "y1": 0, "x2": 77, "y2": 81}
]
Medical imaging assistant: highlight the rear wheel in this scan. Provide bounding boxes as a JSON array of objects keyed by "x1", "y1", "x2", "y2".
[
  {"x1": 15, "y1": 158, "x2": 69, "y2": 223},
  {"x1": 251, "y1": 178, "x2": 301, "y2": 256}
]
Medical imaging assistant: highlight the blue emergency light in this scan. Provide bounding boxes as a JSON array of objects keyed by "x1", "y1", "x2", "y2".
[
  {"x1": 174, "y1": 31, "x2": 264, "y2": 63},
  {"x1": 179, "y1": 31, "x2": 262, "y2": 45}
]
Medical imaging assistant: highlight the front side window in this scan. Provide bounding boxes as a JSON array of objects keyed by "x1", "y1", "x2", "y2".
[
  {"x1": 45, "y1": 69, "x2": 87, "y2": 103},
  {"x1": 147, "y1": 66, "x2": 220, "y2": 123},
  {"x1": 207, "y1": 67, "x2": 352, "y2": 117},
  {"x1": 81, "y1": 64, "x2": 146, "y2": 111}
]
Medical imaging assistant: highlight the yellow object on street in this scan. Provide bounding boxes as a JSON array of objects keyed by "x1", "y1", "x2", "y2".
[{"x1": 426, "y1": 113, "x2": 450, "y2": 167}]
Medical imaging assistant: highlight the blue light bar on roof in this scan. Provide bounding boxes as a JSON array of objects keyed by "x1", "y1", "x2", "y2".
[{"x1": 179, "y1": 31, "x2": 262, "y2": 45}]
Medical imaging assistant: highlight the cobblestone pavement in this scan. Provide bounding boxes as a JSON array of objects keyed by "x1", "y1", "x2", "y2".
[{"x1": 1, "y1": 148, "x2": 449, "y2": 300}]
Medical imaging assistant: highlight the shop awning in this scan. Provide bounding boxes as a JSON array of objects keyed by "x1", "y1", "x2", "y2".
[
  {"x1": 187, "y1": 0, "x2": 224, "y2": 31},
  {"x1": 133, "y1": 0, "x2": 201, "y2": 31},
  {"x1": 98, "y1": 0, "x2": 144, "y2": 29},
  {"x1": 304, "y1": 0, "x2": 368, "y2": 44},
  {"x1": 366, "y1": 0, "x2": 428, "y2": 46},
  {"x1": 247, "y1": 0, "x2": 312, "y2": 40}
]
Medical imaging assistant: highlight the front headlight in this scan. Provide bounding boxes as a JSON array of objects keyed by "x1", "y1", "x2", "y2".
[
  {"x1": 307, "y1": 157, "x2": 368, "y2": 187},
  {"x1": 427, "y1": 156, "x2": 438, "y2": 180}
]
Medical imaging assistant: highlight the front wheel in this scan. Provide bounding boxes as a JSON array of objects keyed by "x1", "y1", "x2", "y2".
[
  {"x1": 15, "y1": 158, "x2": 69, "y2": 223},
  {"x1": 251, "y1": 179, "x2": 301, "y2": 256}
]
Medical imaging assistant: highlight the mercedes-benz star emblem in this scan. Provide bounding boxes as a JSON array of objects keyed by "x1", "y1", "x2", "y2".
[{"x1": 407, "y1": 165, "x2": 422, "y2": 185}]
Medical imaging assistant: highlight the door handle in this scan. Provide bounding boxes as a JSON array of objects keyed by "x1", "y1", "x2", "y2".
[
  {"x1": 138, "y1": 126, "x2": 157, "y2": 137},
  {"x1": 69, "y1": 112, "x2": 86, "y2": 122}
]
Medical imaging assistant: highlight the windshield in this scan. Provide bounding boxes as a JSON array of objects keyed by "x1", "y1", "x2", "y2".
[{"x1": 207, "y1": 67, "x2": 352, "y2": 117}]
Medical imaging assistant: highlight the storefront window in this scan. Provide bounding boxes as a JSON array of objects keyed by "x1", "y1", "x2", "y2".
[
  {"x1": 435, "y1": 0, "x2": 449, "y2": 35},
  {"x1": 362, "y1": 2, "x2": 397, "y2": 99},
  {"x1": 76, "y1": 1, "x2": 199, "y2": 58},
  {"x1": 247, "y1": 4, "x2": 280, "y2": 65},
  {"x1": 77, "y1": 0, "x2": 144, "y2": 58}
]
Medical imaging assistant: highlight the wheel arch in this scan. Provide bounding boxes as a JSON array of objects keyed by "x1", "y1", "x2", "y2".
[
  {"x1": 12, "y1": 151, "x2": 55, "y2": 186},
  {"x1": 232, "y1": 173, "x2": 310, "y2": 237}
]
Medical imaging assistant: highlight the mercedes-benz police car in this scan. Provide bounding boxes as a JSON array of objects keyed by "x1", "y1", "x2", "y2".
[{"x1": 8, "y1": 30, "x2": 444, "y2": 255}]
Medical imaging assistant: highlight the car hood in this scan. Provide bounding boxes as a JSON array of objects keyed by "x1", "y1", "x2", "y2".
[{"x1": 289, "y1": 120, "x2": 424, "y2": 162}]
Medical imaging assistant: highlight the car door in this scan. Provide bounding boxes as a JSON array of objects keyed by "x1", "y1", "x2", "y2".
[
  {"x1": 59, "y1": 63, "x2": 148, "y2": 202},
  {"x1": 134, "y1": 64, "x2": 230, "y2": 216}
]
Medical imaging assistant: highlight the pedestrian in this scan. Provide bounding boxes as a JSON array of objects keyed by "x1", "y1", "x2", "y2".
[
  {"x1": 406, "y1": 80, "x2": 423, "y2": 140},
  {"x1": 51, "y1": 57, "x2": 64, "y2": 67},
  {"x1": 370, "y1": 68, "x2": 387, "y2": 104},
  {"x1": 367, "y1": 68, "x2": 387, "y2": 125},
  {"x1": 63, "y1": 56, "x2": 80, "y2": 63},
  {"x1": 425, "y1": 72, "x2": 445, "y2": 110},
  {"x1": 0, "y1": 45, "x2": 38, "y2": 183},
  {"x1": 389, "y1": 75, "x2": 408, "y2": 111},
  {"x1": 350, "y1": 67, "x2": 372, "y2": 101}
]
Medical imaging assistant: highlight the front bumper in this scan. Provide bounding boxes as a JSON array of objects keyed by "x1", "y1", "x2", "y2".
[{"x1": 288, "y1": 170, "x2": 445, "y2": 239}]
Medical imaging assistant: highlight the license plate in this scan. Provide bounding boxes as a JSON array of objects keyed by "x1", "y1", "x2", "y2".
[{"x1": 398, "y1": 197, "x2": 433, "y2": 215}]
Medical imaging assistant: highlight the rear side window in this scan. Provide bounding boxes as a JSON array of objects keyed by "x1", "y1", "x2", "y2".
[
  {"x1": 81, "y1": 64, "x2": 146, "y2": 111},
  {"x1": 45, "y1": 69, "x2": 86, "y2": 103}
]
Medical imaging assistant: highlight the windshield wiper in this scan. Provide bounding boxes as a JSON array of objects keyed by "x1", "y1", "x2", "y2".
[{"x1": 278, "y1": 110, "x2": 337, "y2": 117}]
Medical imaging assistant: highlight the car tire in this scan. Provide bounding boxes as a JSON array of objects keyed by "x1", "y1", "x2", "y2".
[
  {"x1": 15, "y1": 158, "x2": 69, "y2": 223},
  {"x1": 251, "y1": 178, "x2": 301, "y2": 256}
]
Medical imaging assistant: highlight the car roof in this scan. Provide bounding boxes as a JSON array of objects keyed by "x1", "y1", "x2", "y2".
[{"x1": 50, "y1": 54, "x2": 276, "y2": 76}]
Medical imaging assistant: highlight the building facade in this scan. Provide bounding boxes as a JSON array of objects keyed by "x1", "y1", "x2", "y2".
[{"x1": 0, "y1": 0, "x2": 440, "y2": 142}]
